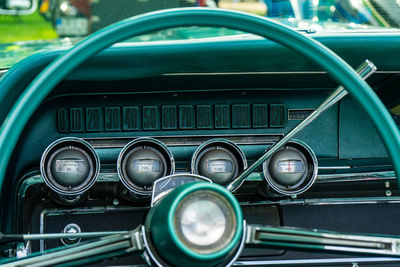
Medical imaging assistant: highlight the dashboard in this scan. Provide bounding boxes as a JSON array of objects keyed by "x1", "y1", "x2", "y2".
[{"x1": 2, "y1": 31, "x2": 400, "y2": 266}]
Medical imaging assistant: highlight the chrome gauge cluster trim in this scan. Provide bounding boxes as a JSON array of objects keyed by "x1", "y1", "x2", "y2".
[
  {"x1": 86, "y1": 134, "x2": 282, "y2": 149},
  {"x1": 40, "y1": 137, "x2": 100, "y2": 197},
  {"x1": 239, "y1": 197, "x2": 400, "y2": 207},
  {"x1": 117, "y1": 137, "x2": 175, "y2": 196},
  {"x1": 191, "y1": 139, "x2": 247, "y2": 188},
  {"x1": 316, "y1": 171, "x2": 396, "y2": 183},
  {"x1": 40, "y1": 136, "x2": 394, "y2": 198},
  {"x1": 263, "y1": 140, "x2": 318, "y2": 196},
  {"x1": 317, "y1": 166, "x2": 351, "y2": 170}
]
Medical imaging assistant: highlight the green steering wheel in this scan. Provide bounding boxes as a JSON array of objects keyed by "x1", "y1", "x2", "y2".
[{"x1": 1, "y1": 8, "x2": 400, "y2": 202}]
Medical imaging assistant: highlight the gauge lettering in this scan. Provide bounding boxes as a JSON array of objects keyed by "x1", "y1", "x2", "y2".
[
  {"x1": 162, "y1": 105, "x2": 177, "y2": 130},
  {"x1": 123, "y1": 106, "x2": 140, "y2": 130},
  {"x1": 105, "y1": 107, "x2": 121, "y2": 131},
  {"x1": 143, "y1": 106, "x2": 159, "y2": 130}
]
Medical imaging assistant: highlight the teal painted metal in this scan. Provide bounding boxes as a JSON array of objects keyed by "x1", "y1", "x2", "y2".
[
  {"x1": 1, "y1": 8, "x2": 400, "y2": 221},
  {"x1": 145, "y1": 182, "x2": 243, "y2": 266}
]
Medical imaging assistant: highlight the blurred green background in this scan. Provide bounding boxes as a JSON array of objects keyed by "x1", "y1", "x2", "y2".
[
  {"x1": 0, "y1": 12, "x2": 57, "y2": 43},
  {"x1": 0, "y1": 0, "x2": 265, "y2": 44}
]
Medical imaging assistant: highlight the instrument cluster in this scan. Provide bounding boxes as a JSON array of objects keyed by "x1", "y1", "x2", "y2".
[{"x1": 40, "y1": 136, "x2": 318, "y2": 202}]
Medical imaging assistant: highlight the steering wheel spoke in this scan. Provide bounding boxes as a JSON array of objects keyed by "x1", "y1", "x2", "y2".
[
  {"x1": 1, "y1": 228, "x2": 144, "y2": 267},
  {"x1": 246, "y1": 224, "x2": 400, "y2": 257}
]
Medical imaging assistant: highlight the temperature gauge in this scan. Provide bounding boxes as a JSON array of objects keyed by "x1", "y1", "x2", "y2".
[
  {"x1": 191, "y1": 139, "x2": 247, "y2": 187},
  {"x1": 263, "y1": 141, "x2": 317, "y2": 196},
  {"x1": 207, "y1": 160, "x2": 233, "y2": 173},
  {"x1": 277, "y1": 160, "x2": 304, "y2": 173}
]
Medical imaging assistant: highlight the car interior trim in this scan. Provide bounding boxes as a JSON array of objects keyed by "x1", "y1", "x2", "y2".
[{"x1": 234, "y1": 257, "x2": 400, "y2": 266}]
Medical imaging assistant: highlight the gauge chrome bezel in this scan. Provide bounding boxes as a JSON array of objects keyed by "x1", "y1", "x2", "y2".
[
  {"x1": 191, "y1": 139, "x2": 247, "y2": 188},
  {"x1": 263, "y1": 140, "x2": 318, "y2": 196},
  {"x1": 117, "y1": 137, "x2": 175, "y2": 196},
  {"x1": 151, "y1": 173, "x2": 212, "y2": 206},
  {"x1": 40, "y1": 137, "x2": 100, "y2": 196}
]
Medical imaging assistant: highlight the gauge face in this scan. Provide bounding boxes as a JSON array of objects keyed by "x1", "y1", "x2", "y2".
[
  {"x1": 122, "y1": 146, "x2": 167, "y2": 187},
  {"x1": 50, "y1": 149, "x2": 92, "y2": 187},
  {"x1": 197, "y1": 147, "x2": 238, "y2": 185},
  {"x1": 263, "y1": 141, "x2": 317, "y2": 196},
  {"x1": 191, "y1": 139, "x2": 247, "y2": 187},
  {"x1": 277, "y1": 160, "x2": 305, "y2": 174},
  {"x1": 40, "y1": 137, "x2": 100, "y2": 196},
  {"x1": 133, "y1": 159, "x2": 161, "y2": 172},
  {"x1": 207, "y1": 159, "x2": 234, "y2": 173},
  {"x1": 269, "y1": 148, "x2": 308, "y2": 186},
  {"x1": 118, "y1": 138, "x2": 174, "y2": 196}
]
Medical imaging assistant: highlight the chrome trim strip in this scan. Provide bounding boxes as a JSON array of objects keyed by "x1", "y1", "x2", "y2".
[
  {"x1": 234, "y1": 257, "x2": 400, "y2": 266},
  {"x1": 317, "y1": 171, "x2": 396, "y2": 183},
  {"x1": 240, "y1": 197, "x2": 400, "y2": 206},
  {"x1": 98, "y1": 169, "x2": 396, "y2": 185},
  {"x1": 87, "y1": 134, "x2": 282, "y2": 149},
  {"x1": 0, "y1": 69, "x2": 7, "y2": 78},
  {"x1": 225, "y1": 221, "x2": 247, "y2": 267},
  {"x1": 39, "y1": 210, "x2": 46, "y2": 251},
  {"x1": 162, "y1": 70, "x2": 400, "y2": 76},
  {"x1": 318, "y1": 166, "x2": 351, "y2": 170},
  {"x1": 163, "y1": 71, "x2": 328, "y2": 75}
]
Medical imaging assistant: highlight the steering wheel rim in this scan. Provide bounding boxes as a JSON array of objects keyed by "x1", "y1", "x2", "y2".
[{"x1": 1, "y1": 8, "x2": 400, "y2": 207}]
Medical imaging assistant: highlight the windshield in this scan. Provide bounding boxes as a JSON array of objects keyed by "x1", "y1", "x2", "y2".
[{"x1": 0, "y1": 0, "x2": 400, "y2": 67}]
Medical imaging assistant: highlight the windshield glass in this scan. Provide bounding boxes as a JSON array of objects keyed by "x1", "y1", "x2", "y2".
[{"x1": 1, "y1": 0, "x2": 400, "y2": 67}]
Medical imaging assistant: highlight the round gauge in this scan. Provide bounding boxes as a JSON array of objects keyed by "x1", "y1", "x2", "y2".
[
  {"x1": 118, "y1": 138, "x2": 174, "y2": 196},
  {"x1": 191, "y1": 139, "x2": 247, "y2": 187},
  {"x1": 263, "y1": 140, "x2": 317, "y2": 196},
  {"x1": 40, "y1": 137, "x2": 100, "y2": 196}
]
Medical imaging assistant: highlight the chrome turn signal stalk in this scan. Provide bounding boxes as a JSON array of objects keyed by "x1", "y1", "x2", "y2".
[
  {"x1": 246, "y1": 224, "x2": 400, "y2": 257},
  {"x1": 227, "y1": 60, "x2": 377, "y2": 192}
]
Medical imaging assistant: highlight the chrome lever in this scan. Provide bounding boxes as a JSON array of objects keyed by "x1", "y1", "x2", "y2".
[
  {"x1": 1, "y1": 228, "x2": 144, "y2": 267},
  {"x1": 227, "y1": 60, "x2": 377, "y2": 191},
  {"x1": 246, "y1": 224, "x2": 400, "y2": 256}
]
